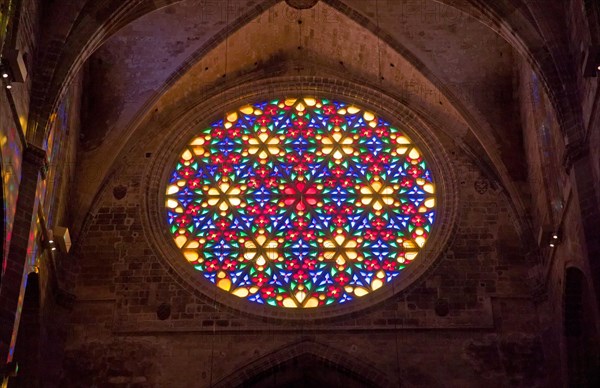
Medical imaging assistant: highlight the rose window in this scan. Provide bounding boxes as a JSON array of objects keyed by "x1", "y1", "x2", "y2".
[{"x1": 165, "y1": 97, "x2": 436, "y2": 308}]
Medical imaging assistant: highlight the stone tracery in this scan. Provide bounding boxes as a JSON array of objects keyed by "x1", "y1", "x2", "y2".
[{"x1": 165, "y1": 97, "x2": 436, "y2": 308}]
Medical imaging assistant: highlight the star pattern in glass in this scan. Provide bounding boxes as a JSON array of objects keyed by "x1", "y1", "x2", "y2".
[{"x1": 166, "y1": 97, "x2": 436, "y2": 308}]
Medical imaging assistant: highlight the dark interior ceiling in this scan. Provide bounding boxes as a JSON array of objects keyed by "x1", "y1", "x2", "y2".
[{"x1": 56, "y1": 0, "x2": 536, "y2": 238}]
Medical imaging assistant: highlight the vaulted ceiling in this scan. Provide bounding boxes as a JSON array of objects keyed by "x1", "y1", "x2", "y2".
[{"x1": 32, "y1": 0, "x2": 574, "y2": 236}]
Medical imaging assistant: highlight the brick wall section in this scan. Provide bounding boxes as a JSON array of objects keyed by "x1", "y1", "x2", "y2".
[
  {"x1": 58, "y1": 333, "x2": 545, "y2": 386},
  {"x1": 0, "y1": 145, "x2": 45, "y2": 363}
]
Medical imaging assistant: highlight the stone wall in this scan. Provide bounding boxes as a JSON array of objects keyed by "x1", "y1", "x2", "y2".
[
  {"x1": 518, "y1": 1, "x2": 600, "y2": 383},
  {"x1": 57, "y1": 84, "x2": 544, "y2": 386},
  {"x1": 0, "y1": 0, "x2": 40, "y2": 263}
]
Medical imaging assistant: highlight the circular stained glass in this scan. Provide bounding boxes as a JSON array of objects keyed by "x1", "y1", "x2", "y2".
[{"x1": 165, "y1": 97, "x2": 436, "y2": 308}]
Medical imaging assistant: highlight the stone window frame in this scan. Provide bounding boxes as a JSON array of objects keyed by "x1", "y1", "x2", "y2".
[{"x1": 141, "y1": 76, "x2": 459, "y2": 321}]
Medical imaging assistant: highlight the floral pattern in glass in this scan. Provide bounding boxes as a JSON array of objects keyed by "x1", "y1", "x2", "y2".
[{"x1": 166, "y1": 97, "x2": 436, "y2": 308}]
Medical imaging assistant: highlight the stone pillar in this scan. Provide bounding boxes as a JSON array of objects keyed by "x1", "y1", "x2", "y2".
[
  {"x1": 0, "y1": 145, "x2": 46, "y2": 364},
  {"x1": 565, "y1": 140, "x2": 600, "y2": 310}
]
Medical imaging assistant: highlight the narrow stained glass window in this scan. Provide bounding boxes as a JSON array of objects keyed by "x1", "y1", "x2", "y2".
[{"x1": 165, "y1": 97, "x2": 436, "y2": 308}]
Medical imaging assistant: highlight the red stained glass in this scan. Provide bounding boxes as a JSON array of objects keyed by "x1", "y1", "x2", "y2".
[{"x1": 166, "y1": 97, "x2": 436, "y2": 308}]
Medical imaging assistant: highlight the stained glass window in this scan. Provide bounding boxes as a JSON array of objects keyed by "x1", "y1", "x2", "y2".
[{"x1": 166, "y1": 97, "x2": 436, "y2": 308}]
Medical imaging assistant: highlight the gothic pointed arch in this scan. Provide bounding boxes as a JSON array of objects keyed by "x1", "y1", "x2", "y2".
[
  {"x1": 31, "y1": 0, "x2": 576, "y2": 151},
  {"x1": 212, "y1": 340, "x2": 394, "y2": 388}
]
